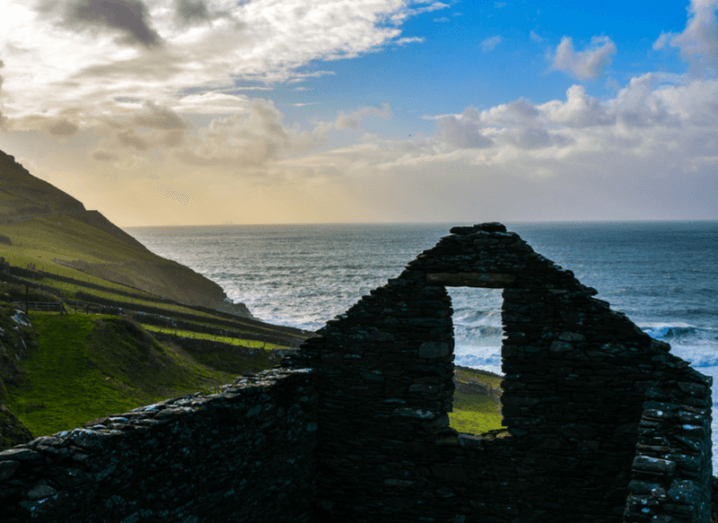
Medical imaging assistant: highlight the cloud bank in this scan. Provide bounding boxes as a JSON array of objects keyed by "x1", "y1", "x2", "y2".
[{"x1": 0, "y1": 0, "x2": 714, "y2": 225}]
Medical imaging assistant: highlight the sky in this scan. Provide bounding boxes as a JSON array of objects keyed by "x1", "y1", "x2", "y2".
[{"x1": 0, "y1": 0, "x2": 716, "y2": 226}]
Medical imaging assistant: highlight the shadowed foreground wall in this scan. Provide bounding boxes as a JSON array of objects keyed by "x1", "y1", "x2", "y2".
[
  {"x1": 0, "y1": 223, "x2": 712, "y2": 522},
  {"x1": 0, "y1": 370, "x2": 317, "y2": 522}
]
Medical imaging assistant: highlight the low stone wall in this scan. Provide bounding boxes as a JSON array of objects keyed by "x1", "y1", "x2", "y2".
[
  {"x1": 135, "y1": 311, "x2": 304, "y2": 347},
  {"x1": 0, "y1": 369, "x2": 317, "y2": 523},
  {"x1": 147, "y1": 331, "x2": 295, "y2": 367}
]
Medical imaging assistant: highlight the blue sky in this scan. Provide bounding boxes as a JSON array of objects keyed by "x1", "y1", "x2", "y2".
[{"x1": 0, "y1": 0, "x2": 715, "y2": 225}]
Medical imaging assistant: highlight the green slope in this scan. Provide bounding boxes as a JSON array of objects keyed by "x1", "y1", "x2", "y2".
[
  {"x1": 449, "y1": 391, "x2": 504, "y2": 434},
  {"x1": 0, "y1": 148, "x2": 248, "y2": 315},
  {"x1": 2, "y1": 311, "x2": 247, "y2": 440},
  {"x1": 0, "y1": 150, "x2": 84, "y2": 220},
  {"x1": 450, "y1": 365, "x2": 505, "y2": 434}
]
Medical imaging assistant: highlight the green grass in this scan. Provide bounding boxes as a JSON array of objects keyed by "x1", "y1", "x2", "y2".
[
  {"x1": 454, "y1": 365, "x2": 503, "y2": 388},
  {"x1": 449, "y1": 390, "x2": 505, "y2": 434},
  {"x1": 6, "y1": 313, "x2": 237, "y2": 438},
  {"x1": 31, "y1": 278, "x2": 219, "y2": 319},
  {"x1": 141, "y1": 324, "x2": 286, "y2": 349},
  {"x1": 0, "y1": 213, "x2": 239, "y2": 309},
  {"x1": 0, "y1": 214, "x2": 151, "y2": 265}
]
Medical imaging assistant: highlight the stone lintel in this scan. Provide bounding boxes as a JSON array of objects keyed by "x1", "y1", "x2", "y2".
[{"x1": 426, "y1": 272, "x2": 515, "y2": 288}]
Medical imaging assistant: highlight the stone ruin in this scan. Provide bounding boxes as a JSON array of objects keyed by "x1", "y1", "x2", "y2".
[
  {"x1": 0, "y1": 223, "x2": 713, "y2": 522},
  {"x1": 283, "y1": 222, "x2": 713, "y2": 522}
]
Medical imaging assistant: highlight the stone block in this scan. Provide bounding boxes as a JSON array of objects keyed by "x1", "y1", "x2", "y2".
[
  {"x1": 426, "y1": 272, "x2": 515, "y2": 288},
  {"x1": 0, "y1": 460, "x2": 20, "y2": 481},
  {"x1": 549, "y1": 341, "x2": 573, "y2": 353},
  {"x1": 418, "y1": 342, "x2": 450, "y2": 359},
  {"x1": 431, "y1": 465, "x2": 470, "y2": 482},
  {"x1": 633, "y1": 456, "x2": 677, "y2": 474},
  {"x1": 0, "y1": 448, "x2": 41, "y2": 461},
  {"x1": 27, "y1": 484, "x2": 57, "y2": 500}
]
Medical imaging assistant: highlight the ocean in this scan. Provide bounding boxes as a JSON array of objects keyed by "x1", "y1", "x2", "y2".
[{"x1": 126, "y1": 222, "x2": 718, "y2": 458}]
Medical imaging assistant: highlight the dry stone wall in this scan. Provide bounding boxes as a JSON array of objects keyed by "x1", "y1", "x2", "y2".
[
  {"x1": 0, "y1": 223, "x2": 712, "y2": 522},
  {"x1": 0, "y1": 369, "x2": 317, "y2": 523}
]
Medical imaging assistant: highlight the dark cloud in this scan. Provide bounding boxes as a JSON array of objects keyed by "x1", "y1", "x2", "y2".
[
  {"x1": 118, "y1": 129, "x2": 151, "y2": 150},
  {"x1": 48, "y1": 118, "x2": 80, "y2": 136},
  {"x1": 91, "y1": 150, "x2": 119, "y2": 162},
  {"x1": 175, "y1": 0, "x2": 210, "y2": 26},
  {"x1": 162, "y1": 130, "x2": 185, "y2": 147},
  {"x1": 133, "y1": 102, "x2": 188, "y2": 130},
  {"x1": 41, "y1": 0, "x2": 162, "y2": 48}
]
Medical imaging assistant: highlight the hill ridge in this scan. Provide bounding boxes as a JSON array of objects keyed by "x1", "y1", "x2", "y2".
[{"x1": 0, "y1": 148, "x2": 250, "y2": 316}]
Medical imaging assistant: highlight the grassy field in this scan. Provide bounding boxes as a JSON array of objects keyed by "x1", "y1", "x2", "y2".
[
  {"x1": 5, "y1": 312, "x2": 236, "y2": 438},
  {"x1": 140, "y1": 324, "x2": 285, "y2": 349},
  {"x1": 449, "y1": 390, "x2": 504, "y2": 434},
  {"x1": 29, "y1": 278, "x2": 221, "y2": 319}
]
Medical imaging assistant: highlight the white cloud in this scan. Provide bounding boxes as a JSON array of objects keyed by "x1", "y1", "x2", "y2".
[
  {"x1": 652, "y1": 0, "x2": 718, "y2": 75},
  {"x1": 653, "y1": 32, "x2": 672, "y2": 51},
  {"x1": 395, "y1": 36, "x2": 425, "y2": 46},
  {"x1": 436, "y1": 107, "x2": 493, "y2": 149},
  {"x1": 481, "y1": 35, "x2": 502, "y2": 52},
  {"x1": 334, "y1": 104, "x2": 392, "y2": 130},
  {"x1": 280, "y1": 75, "x2": 716, "y2": 221},
  {"x1": 175, "y1": 98, "x2": 326, "y2": 167},
  {"x1": 530, "y1": 30, "x2": 545, "y2": 44},
  {"x1": 541, "y1": 85, "x2": 615, "y2": 128},
  {"x1": 0, "y1": 0, "x2": 433, "y2": 126},
  {"x1": 390, "y1": 2, "x2": 450, "y2": 24},
  {"x1": 175, "y1": 92, "x2": 250, "y2": 114},
  {"x1": 552, "y1": 36, "x2": 617, "y2": 80}
]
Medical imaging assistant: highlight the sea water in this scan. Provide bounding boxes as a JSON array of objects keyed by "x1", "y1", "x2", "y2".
[{"x1": 126, "y1": 222, "x2": 718, "y2": 461}]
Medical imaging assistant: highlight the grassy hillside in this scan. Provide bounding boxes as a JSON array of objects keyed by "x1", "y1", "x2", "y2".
[
  {"x1": 0, "y1": 212, "x2": 247, "y2": 314},
  {"x1": 0, "y1": 149, "x2": 247, "y2": 314},
  {"x1": 0, "y1": 306, "x2": 283, "y2": 444},
  {"x1": 450, "y1": 365, "x2": 504, "y2": 434},
  {"x1": 0, "y1": 150, "x2": 84, "y2": 220}
]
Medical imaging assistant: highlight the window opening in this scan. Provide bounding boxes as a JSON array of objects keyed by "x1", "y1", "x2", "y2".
[{"x1": 447, "y1": 287, "x2": 506, "y2": 435}]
